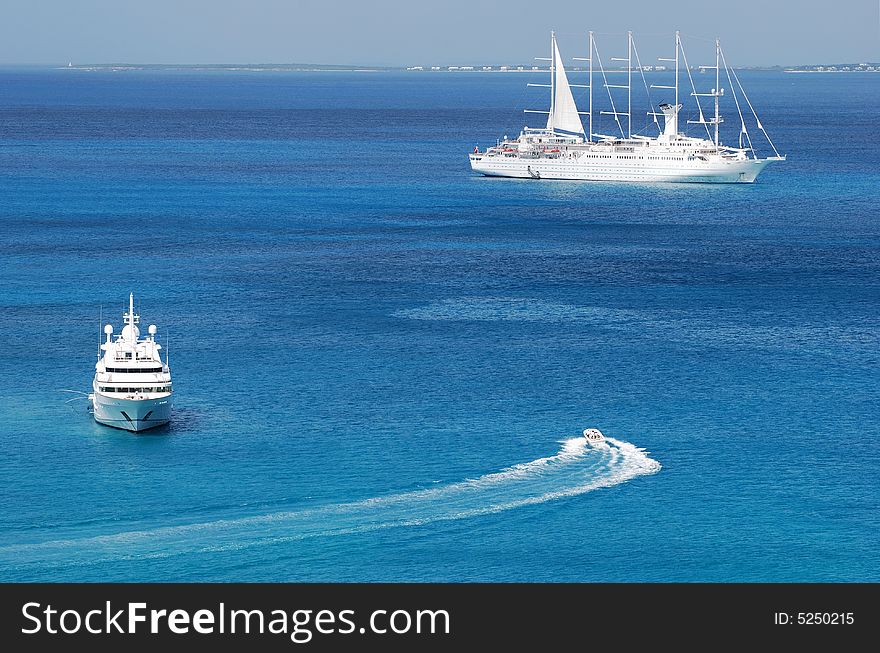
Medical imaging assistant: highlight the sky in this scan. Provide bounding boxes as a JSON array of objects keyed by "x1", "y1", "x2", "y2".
[{"x1": 1, "y1": 0, "x2": 878, "y2": 66}]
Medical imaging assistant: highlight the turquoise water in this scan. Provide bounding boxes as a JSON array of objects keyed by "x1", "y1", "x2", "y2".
[{"x1": 0, "y1": 69, "x2": 877, "y2": 581}]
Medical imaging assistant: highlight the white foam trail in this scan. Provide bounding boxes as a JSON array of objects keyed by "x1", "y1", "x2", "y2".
[{"x1": 0, "y1": 437, "x2": 660, "y2": 572}]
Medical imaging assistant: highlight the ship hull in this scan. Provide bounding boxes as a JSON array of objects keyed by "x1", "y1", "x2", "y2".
[
  {"x1": 469, "y1": 155, "x2": 775, "y2": 183},
  {"x1": 92, "y1": 392, "x2": 172, "y2": 432}
]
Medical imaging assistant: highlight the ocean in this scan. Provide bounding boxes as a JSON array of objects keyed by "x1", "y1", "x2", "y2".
[{"x1": 0, "y1": 67, "x2": 877, "y2": 581}]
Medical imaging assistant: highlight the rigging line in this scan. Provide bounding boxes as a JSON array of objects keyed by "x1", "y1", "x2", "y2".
[
  {"x1": 678, "y1": 41, "x2": 713, "y2": 141},
  {"x1": 631, "y1": 37, "x2": 660, "y2": 134},
  {"x1": 516, "y1": 69, "x2": 543, "y2": 131},
  {"x1": 551, "y1": 29, "x2": 606, "y2": 40},
  {"x1": 513, "y1": 43, "x2": 552, "y2": 134},
  {"x1": 678, "y1": 33, "x2": 717, "y2": 43},
  {"x1": 720, "y1": 48, "x2": 756, "y2": 158},
  {"x1": 726, "y1": 56, "x2": 782, "y2": 158},
  {"x1": 630, "y1": 31, "x2": 675, "y2": 37},
  {"x1": 593, "y1": 37, "x2": 625, "y2": 138}
]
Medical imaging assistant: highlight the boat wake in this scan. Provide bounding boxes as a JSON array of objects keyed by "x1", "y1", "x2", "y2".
[{"x1": 0, "y1": 437, "x2": 660, "y2": 573}]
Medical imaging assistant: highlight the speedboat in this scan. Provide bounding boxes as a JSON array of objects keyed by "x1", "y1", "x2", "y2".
[{"x1": 583, "y1": 428, "x2": 605, "y2": 444}]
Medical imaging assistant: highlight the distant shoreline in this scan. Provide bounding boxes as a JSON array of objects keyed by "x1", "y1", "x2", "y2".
[
  {"x1": 783, "y1": 69, "x2": 880, "y2": 73},
  {"x1": 47, "y1": 65, "x2": 799, "y2": 73},
  {"x1": 0, "y1": 62, "x2": 873, "y2": 73},
  {"x1": 55, "y1": 65, "x2": 395, "y2": 73}
]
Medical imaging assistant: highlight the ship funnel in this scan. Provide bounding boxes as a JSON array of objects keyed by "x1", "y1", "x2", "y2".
[{"x1": 659, "y1": 103, "x2": 681, "y2": 137}]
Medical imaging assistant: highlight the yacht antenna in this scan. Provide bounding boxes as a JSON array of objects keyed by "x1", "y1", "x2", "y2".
[{"x1": 98, "y1": 305, "x2": 102, "y2": 359}]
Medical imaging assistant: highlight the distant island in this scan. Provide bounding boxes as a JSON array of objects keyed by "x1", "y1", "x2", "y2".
[
  {"x1": 783, "y1": 63, "x2": 879, "y2": 73},
  {"x1": 57, "y1": 62, "x2": 880, "y2": 73},
  {"x1": 60, "y1": 63, "x2": 396, "y2": 72}
]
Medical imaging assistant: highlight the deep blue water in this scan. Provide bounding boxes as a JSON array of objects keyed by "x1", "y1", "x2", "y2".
[{"x1": 0, "y1": 68, "x2": 877, "y2": 581}]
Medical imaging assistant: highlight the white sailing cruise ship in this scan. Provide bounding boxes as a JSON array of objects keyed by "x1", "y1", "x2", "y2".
[
  {"x1": 470, "y1": 31, "x2": 784, "y2": 183},
  {"x1": 90, "y1": 294, "x2": 172, "y2": 432}
]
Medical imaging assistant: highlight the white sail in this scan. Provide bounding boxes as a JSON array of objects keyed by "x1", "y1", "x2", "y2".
[{"x1": 546, "y1": 36, "x2": 585, "y2": 139}]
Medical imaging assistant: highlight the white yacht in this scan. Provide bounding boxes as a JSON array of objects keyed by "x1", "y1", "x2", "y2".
[
  {"x1": 469, "y1": 31, "x2": 784, "y2": 183},
  {"x1": 90, "y1": 294, "x2": 172, "y2": 432}
]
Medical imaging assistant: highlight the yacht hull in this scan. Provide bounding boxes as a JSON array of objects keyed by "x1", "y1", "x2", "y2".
[
  {"x1": 92, "y1": 392, "x2": 172, "y2": 432},
  {"x1": 470, "y1": 154, "x2": 775, "y2": 183}
]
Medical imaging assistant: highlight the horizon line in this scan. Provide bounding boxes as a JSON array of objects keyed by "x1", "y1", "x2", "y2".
[{"x1": 2, "y1": 60, "x2": 878, "y2": 69}]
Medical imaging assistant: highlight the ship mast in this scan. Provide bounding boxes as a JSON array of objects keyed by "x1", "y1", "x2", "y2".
[
  {"x1": 589, "y1": 31, "x2": 593, "y2": 142},
  {"x1": 609, "y1": 33, "x2": 633, "y2": 138},
  {"x1": 572, "y1": 32, "x2": 593, "y2": 142},
  {"x1": 714, "y1": 38, "x2": 721, "y2": 145},
  {"x1": 690, "y1": 37, "x2": 724, "y2": 145},
  {"x1": 123, "y1": 292, "x2": 140, "y2": 354},
  {"x1": 129, "y1": 293, "x2": 135, "y2": 351},
  {"x1": 627, "y1": 31, "x2": 632, "y2": 138},
  {"x1": 676, "y1": 31, "x2": 680, "y2": 112},
  {"x1": 550, "y1": 32, "x2": 556, "y2": 125},
  {"x1": 652, "y1": 31, "x2": 681, "y2": 136}
]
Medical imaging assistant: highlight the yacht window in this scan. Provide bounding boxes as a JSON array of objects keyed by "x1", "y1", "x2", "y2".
[
  {"x1": 105, "y1": 367, "x2": 162, "y2": 374},
  {"x1": 106, "y1": 366, "x2": 163, "y2": 373}
]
